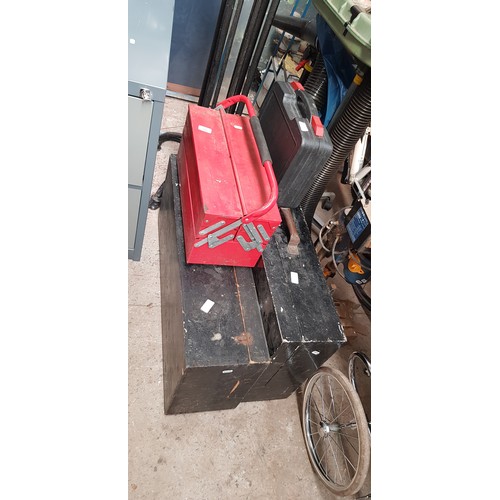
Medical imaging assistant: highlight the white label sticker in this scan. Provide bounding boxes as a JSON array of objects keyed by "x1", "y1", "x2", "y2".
[
  {"x1": 198, "y1": 125, "x2": 212, "y2": 134},
  {"x1": 299, "y1": 121, "x2": 308, "y2": 132},
  {"x1": 222, "y1": 369, "x2": 233, "y2": 374},
  {"x1": 129, "y1": 38, "x2": 136, "y2": 44},
  {"x1": 290, "y1": 272, "x2": 299, "y2": 284},
  {"x1": 201, "y1": 299, "x2": 215, "y2": 313},
  {"x1": 233, "y1": 125, "x2": 243, "y2": 130}
]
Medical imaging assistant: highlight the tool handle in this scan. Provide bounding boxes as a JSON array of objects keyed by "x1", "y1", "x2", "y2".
[
  {"x1": 216, "y1": 95, "x2": 279, "y2": 223},
  {"x1": 295, "y1": 88, "x2": 316, "y2": 122},
  {"x1": 242, "y1": 158, "x2": 278, "y2": 223},
  {"x1": 216, "y1": 94, "x2": 257, "y2": 117}
]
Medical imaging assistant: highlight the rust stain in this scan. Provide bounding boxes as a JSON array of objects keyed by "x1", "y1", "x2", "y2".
[
  {"x1": 227, "y1": 380, "x2": 240, "y2": 398},
  {"x1": 233, "y1": 331, "x2": 254, "y2": 346}
]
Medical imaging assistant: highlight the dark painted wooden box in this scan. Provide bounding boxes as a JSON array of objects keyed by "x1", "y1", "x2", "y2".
[
  {"x1": 243, "y1": 206, "x2": 346, "y2": 402},
  {"x1": 159, "y1": 156, "x2": 271, "y2": 414}
]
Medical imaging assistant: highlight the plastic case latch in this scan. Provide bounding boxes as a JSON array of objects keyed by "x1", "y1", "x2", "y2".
[
  {"x1": 290, "y1": 81, "x2": 305, "y2": 91},
  {"x1": 311, "y1": 115, "x2": 324, "y2": 137}
]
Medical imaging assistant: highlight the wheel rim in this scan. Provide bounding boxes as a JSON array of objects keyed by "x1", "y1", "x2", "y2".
[
  {"x1": 304, "y1": 370, "x2": 364, "y2": 491},
  {"x1": 349, "y1": 352, "x2": 371, "y2": 432}
]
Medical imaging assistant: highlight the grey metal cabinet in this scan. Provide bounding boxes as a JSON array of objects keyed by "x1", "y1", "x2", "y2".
[
  {"x1": 128, "y1": 0, "x2": 175, "y2": 261},
  {"x1": 128, "y1": 96, "x2": 152, "y2": 187}
]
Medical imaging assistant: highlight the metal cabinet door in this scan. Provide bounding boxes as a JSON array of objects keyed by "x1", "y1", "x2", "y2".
[
  {"x1": 129, "y1": 0, "x2": 175, "y2": 90},
  {"x1": 128, "y1": 96, "x2": 153, "y2": 187}
]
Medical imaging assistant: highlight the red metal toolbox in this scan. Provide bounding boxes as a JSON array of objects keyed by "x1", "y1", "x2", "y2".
[{"x1": 177, "y1": 95, "x2": 281, "y2": 267}]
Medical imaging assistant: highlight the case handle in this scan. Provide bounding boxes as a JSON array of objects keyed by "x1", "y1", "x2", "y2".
[
  {"x1": 294, "y1": 89, "x2": 325, "y2": 137},
  {"x1": 295, "y1": 89, "x2": 315, "y2": 121},
  {"x1": 216, "y1": 95, "x2": 279, "y2": 224}
]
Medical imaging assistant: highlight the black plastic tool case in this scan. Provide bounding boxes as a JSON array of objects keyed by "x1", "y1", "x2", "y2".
[
  {"x1": 159, "y1": 156, "x2": 271, "y2": 414},
  {"x1": 244, "y1": 206, "x2": 346, "y2": 401},
  {"x1": 258, "y1": 81, "x2": 333, "y2": 208}
]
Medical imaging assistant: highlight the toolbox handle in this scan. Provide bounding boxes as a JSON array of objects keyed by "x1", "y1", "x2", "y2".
[
  {"x1": 216, "y1": 94, "x2": 257, "y2": 118},
  {"x1": 216, "y1": 95, "x2": 279, "y2": 224}
]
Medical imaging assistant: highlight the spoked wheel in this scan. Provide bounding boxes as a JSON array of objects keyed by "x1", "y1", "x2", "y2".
[
  {"x1": 302, "y1": 367, "x2": 370, "y2": 497},
  {"x1": 349, "y1": 351, "x2": 371, "y2": 433}
]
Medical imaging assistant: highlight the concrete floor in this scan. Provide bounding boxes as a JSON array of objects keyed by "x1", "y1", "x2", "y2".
[{"x1": 129, "y1": 96, "x2": 371, "y2": 499}]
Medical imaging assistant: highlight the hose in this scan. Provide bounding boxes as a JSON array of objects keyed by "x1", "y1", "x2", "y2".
[
  {"x1": 157, "y1": 131, "x2": 182, "y2": 150},
  {"x1": 303, "y1": 52, "x2": 328, "y2": 114},
  {"x1": 149, "y1": 132, "x2": 182, "y2": 210},
  {"x1": 301, "y1": 70, "x2": 371, "y2": 225}
]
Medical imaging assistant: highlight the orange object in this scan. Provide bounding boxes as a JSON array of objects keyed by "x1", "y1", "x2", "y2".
[{"x1": 347, "y1": 253, "x2": 364, "y2": 274}]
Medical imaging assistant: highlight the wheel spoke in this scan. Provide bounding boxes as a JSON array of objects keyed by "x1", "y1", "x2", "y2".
[
  {"x1": 324, "y1": 442, "x2": 328, "y2": 479},
  {"x1": 329, "y1": 433, "x2": 357, "y2": 473},
  {"x1": 330, "y1": 432, "x2": 351, "y2": 485},
  {"x1": 309, "y1": 418, "x2": 323, "y2": 428},
  {"x1": 325, "y1": 431, "x2": 344, "y2": 485},
  {"x1": 338, "y1": 431, "x2": 360, "y2": 456},
  {"x1": 331, "y1": 379, "x2": 346, "y2": 421},
  {"x1": 311, "y1": 426, "x2": 327, "y2": 455},
  {"x1": 337, "y1": 431, "x2": 358, "y2": 440},
  {"x1": 338, "y1": 380, "x2": 345, "y2": 418},
  {"x1": 311, "y1": 393, "x2": 326, "y2": 420},
  {"x1": 334, "y1": 399, "x2": 354, "y2": 422},
  {"x1": 326, "y1": 376, "x2": 337, "y2": 422},
  {"x1": 315, "y1": 382, "x2": 327, "y2": 421},
  {"x1": 318, "y1": 437, "x2": 329, "y2": 466}
]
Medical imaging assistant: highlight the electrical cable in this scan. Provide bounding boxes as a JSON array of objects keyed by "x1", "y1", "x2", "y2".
[
  {"x1": 331, "y1": 205, "x2": 351, "y2": 221},
  {"x1": 318, "y1": 224, "x2": 332, "y2": 253},
  {"x1": 157, "y1": 131, "x2": 182, "y2": 149},
  {"x1": 331, "y1": 236, "x2": 346, "y2": 281},
  {"x1": 149, "y1": 132, "x2": 182, "y2": 210},
  {"x1": 316, "y1": 205, "x2": 353, "y2": 253}
]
